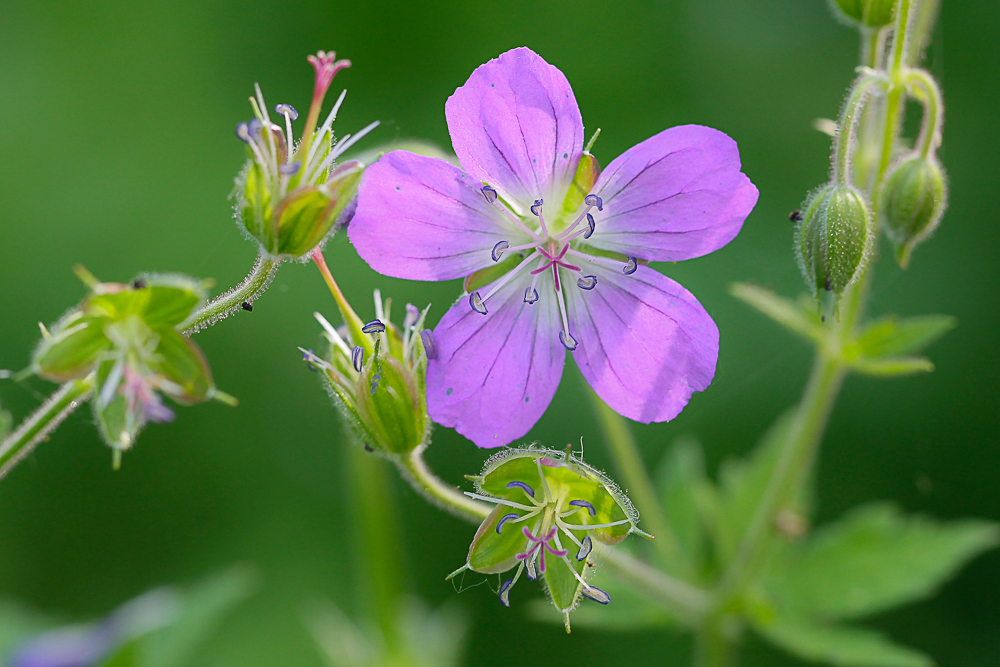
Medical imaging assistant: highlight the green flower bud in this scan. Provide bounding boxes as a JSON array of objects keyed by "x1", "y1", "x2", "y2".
[
  {"x1": 447, "y1": 447, "x2": 649, "y2": 633},
  {"x1": 879, "y1": 154, "x2": 947, "y2": 268},
  {"x1": 827, "y1": 0, "x2": 895, "y2": 28},
  {"x1": 305, "y1": 292, "x2": 431, "y2": 455},
  {"x1": 233, "y1": 52, "x2": 377, "y2": 260},
  {"x1": 795, "y1": 183, "x2": 873, "y2": 298},
  {"x1": 31, "y1": 270, "x2": 234, "y2": 459}
]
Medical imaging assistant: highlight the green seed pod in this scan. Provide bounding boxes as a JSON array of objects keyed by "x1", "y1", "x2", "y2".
[
  {"x1": 447, "y1": 447, "x2": 648, "y2": 633},
  {"x1": 795, "y1": 183, "x2": 873, "y2": 298},
  {"x1": 879, "y1": 155, "x2": 947, "y2": 268},
  {"x1": 827, "y1": 0, "x2": 895, "y2": 28},
  {"x1": 306, "y1": 293, "x2": 431, "y2": 455}
]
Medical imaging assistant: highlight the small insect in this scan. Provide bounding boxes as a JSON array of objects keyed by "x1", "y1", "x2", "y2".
[
  {"x1": 789, "y1": 210, "x2": 803, "y2": 223},
  {"x1": 364, "y1": 444, "x2": 375, "y2": 453},
  {"x1": 132, "y1": 278, "x2": 147, "y2": 289},
  {"x1": 241, "y1": 301, "x2": 253, "y2": 312}
]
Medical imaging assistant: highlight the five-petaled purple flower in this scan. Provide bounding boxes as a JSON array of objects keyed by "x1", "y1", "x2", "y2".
[{"x1": 349, "y1": 47, "x2": 758, "y2": 447}]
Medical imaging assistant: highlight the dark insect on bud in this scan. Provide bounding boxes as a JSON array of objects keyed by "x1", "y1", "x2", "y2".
[
  {"x1": 789, "y1": 210, "x2": 803, "y2": 223},
  {"x1": 878, "y1": 155, "x2": 947, "y2": 268},
  {"x1": 132, "y1": 279, "x2": 147, "y2": 289},
  {"x1": 795, "y1": 183, "x2": 873, "y2": 299},
  {"x1": 241, "y1": 301, "x2": 254, "y2": 312}
]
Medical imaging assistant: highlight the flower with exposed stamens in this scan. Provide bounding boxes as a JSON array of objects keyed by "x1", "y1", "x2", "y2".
[
  {"x1": 350, "y1": 47, "x2": 758, "y2": 447},
  {"x1": 234, "y1": 50, "x2": 378, "y2": 260},
  {"x1": 447, "y1": 446, "x2": 650, "y2": 633}
]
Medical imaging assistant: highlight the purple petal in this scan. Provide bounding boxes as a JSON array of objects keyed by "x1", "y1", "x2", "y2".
[
  {"x1": 445, "y1": 47, "x2": 584, "y2": 208},
  {"x1": 566, "y1": 264, "x2": 718, "y2": 424},
  {"x1": 349, "y1": 150, "x2": 510, "y2": 281},
  {"x1": 427, "y1": 272, "x2": 564, "y2": 448},
  {"x1": 586, "y1": 125, "x2": 758, "y2": 262}
]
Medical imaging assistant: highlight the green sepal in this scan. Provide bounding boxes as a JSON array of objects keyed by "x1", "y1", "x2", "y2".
[
  {"x1": 467, "y1": 503, "x2": 533, "y2": 574},
  {"x1": 854, "y1": 314, "x2": 956, "y2": 358},
  {"x1": 542, "y1": 531, "x2": 588, "y2": 613},
  {"x1": 84, "y1": 276, "x2": 206, "y2": 329},
  {"x1": 356, "y1": 355, "x2": 425, "y2": 454},
  {"x1": 275, "y1": 187, "x2": 338, "y2": 258},
  {"x1": 94, "y1": 358, "x2": 139, "y2": 451},
  {"x1": 32, "y1": 311, "x2": 112, "y2": 381},
  {"x1": 560, "y1": 152, "x2": 601, "y2": 218},
  {"x1": 146, "y1": 329, "x2": 214, "y2": 405},
  {"x1": 238, "y1": 160, "x2": 273, "y2": 245}
]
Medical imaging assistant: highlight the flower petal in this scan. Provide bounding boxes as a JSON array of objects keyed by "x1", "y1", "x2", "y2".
[
  {"x1": 566, "y1": 263, "x2": 718, "y2": 423},
  {"x1": 349, "y1": 150, "x2": 515, "y2": 281},
  {"x1": 586, "y1": 125, "x2": 758, "y2": 261},
  {"x1": 427, "y1": 271, "x2": 564, "y2": 448},
  {"x1": 446, "y1": 47, "x2": 584, "y2": 208}
]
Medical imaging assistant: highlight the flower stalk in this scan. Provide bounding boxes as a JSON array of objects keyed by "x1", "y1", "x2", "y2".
[{"x1": 182, "y1": 252, "x2": 280, "y2": 334}]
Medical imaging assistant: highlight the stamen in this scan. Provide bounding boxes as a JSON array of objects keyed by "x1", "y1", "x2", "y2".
[
  {"x1": 478, "y1": 251, "x2": 542, "y2": 306},
  {"x1": 235, "y1": 122, "x2": 252, "y2": 143},
  {"x1": 420, "y1": 329, "x2": 438, "y2": 359},
  {"x1": 584, "y1": 194, "x2": 603, "y2": 211},
  {"x1": 585, "y1": 213, "x2": 596, "y2": 239},
  {"x1": 623, "y1": 256, "x2": 638, "y2": 275},
  {"x1": 496, "y1": 512, "x2": 519, "y2": 534},
  {"x1": 506, "y1": 481, "x2": 535, "y2": 498},
  {"x1": 352, "y1": 345, "x2": 364, "y2": 372},
  {"x1": 581, "y1": 586, "x2": 611, "y2": 604},
  {"x1": 524, "y1": 554, "x2": 538, "y2": 580},
  {"x1": 464, "y1": 493, "x2": 536, "y2": 511},
  {"x1": 314, "y1": 312, "x2": 352, "y2": 358},
  {"x1": 530, "y1": 199, "x2": 543, "y2": 216},
  {"x1": 279, "y1": 161, "x2": 301, "y2": 176},
  {"x1": 481, "y1": 185, "x2": 498, "y2": 203},
  {"x1": 523, "y1": 287, "x2": 539, "y2": 304},
  {"x1": 302, "y1": 89, "x2": 348, "y2": 174},
  {"x1": 492, "y1": 240, "x2": 509, "y2": 262},
  {"x1": 275, "y1": 104, "x2": 299, "y2": 120},
  {"x1": 499, "y1": 578, "x2": 515, "y2": 607},
  {"x1": 569, "y1": 500, "x2": 597, "y2": 517},
  {"x1": 362, "y1": 319, "x2": 385, "y2": 334},
  {"x1": 404, "y1": 304, "x2": 420, "y2": 329},
  {"x1": 559, "y1": 331, "x2": 578, "y2": 351},
  {"x1": 576, "y1": 535, "x2": 593, "y2": 561},
  {"x1": 469, "y1": 291, "x2": 487, "y2": 315},
  {"x1": 559, "y1": 519, "x2": 632, "y2": 531},
  {"x1": 577, "y1": 275, "x2": 598, "y2": 291}
]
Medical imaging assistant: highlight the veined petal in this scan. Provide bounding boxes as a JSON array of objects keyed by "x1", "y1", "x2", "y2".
[
  {"x1": 446, "y1": 47, "x2": 584, "y2": 209},
  {"x1": 349, "y1": 150, "x2": 516, "y2": 281},
  {"x1": 586, "y1": 125, "x2": 758, "y2": 262},
  {"x1": 427, "y1": 272, "x2": 564, "y2": 448},
  {"x1": 566, "y1": 263, "x2": 718, "y2": 423}
]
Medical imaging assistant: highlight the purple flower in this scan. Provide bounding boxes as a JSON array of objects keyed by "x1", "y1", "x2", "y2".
[{"x1": 349, "y1": 47, "x2": 758, "y2": 447}]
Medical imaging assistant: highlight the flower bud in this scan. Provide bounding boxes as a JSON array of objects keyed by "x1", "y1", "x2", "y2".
[
  {"x1": 878, "y1": 154, "x2": 947, "y2": 268},
  {"x1": 795, "y1": 183, "x2": 873, "y2": 298},
  {"x1": 31, "y1": 271, "x2": 234, "y2": 457},
  {"x1": 234, "y1": 52, "x2": 377, "y2": 260},
  {"x1": 305, "y1": 292, "x2": 431, "y2": 455},
  {"x1": 827, "y1": 0, "x2": 895, "y2": 28},
  {"x1": 447, "y1": 447, "x2": 649, "y2": 633}
]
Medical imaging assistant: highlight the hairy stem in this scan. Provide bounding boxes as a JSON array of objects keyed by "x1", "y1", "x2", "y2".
[
  {"x1": 0, "y1": 375, "x2": 96, "y2": 479},
  {"x1": 833, "y1": 74, "x2": 889, "y2": 186},
  {"x1": 590, "y1": 389, "x2": 684, "y2": 572},
  {"x1": 394, "y1": 445, "x2": 491, "y2": 523},
  {"x1": 182, "y1": 252, "x2": 281, "y2": 334},
  {"x1": 906, "y1": 68, "x2": 943, "y2": 159}
]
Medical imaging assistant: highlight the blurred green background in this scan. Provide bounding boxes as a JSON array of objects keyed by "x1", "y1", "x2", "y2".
[{"x1": 1, "y1": 0, "x2": 998, "y2": 664}]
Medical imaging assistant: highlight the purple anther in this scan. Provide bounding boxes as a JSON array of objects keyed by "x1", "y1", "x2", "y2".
[
  {"x1": 582, "y1": 586, "x2": 611, "y2": 605},
  {"x1": 507, "y1": 480, "x2": 535, "y2": 497},
  {"x1": 559, "y1": 331, "x2": 578, "y2": 351},
  {"x1": 496, "y1": 512, "x2": 519, "y2": 534},
  {"x1": 569, "y1": 499, "x2": 597, "y2": 517},
  {"x1": 362, "y1": 319, "x2": 385, "y2": 334},
  {"x1": 530, "y1": 199, "x2": 544, "y2": 216},
  {"x1": 523, "y1": 287, "x2": 539, "y2": 304},
  {"x1": 302, "y1": 348, "x2": 319, "y2": 372},
  {"x1": 420, "y1": 329, "x2": 438, "y2": 359},
  {"x1": 584, "y1": 194, "x2": 603, "y2": 211},
  {"x1": 524, "y1": 557, "x2": 538, "y2": 580},
  {"x1": 623, "y1": 256, "x2": 638, "y2": 275},
  {"x1": 274, "y1": 103, "x2": 299, "y2": 120},
  {"x1": 279, "y1": 161, "x2": 302, "y2": 176},
  {"x1": 584, "y1": 213, "x2": 596, "y2": 239},
  {"x1": 469, "y1": 291, "x2": 487, "y2": 315},
  {"x1": 404, "y1": 303, "x2": 420, "y2": 329},
  {"x1": 247, "y1": 118, "x2": 262, "y2": 139},
  {"x1": 577, "y1": 275, "x2": 598, "y2": 291},
  {"x1": 576, "y1": 535, "x2": 593, "y2": 561},
  {"x1": 481, "y1": 184, "x2": 498, "y2": 204},
  {"x1": 492, "y1": 240, "x2": 509, "y2": 262},
  {"x1": 499, "y1": 578, "x2": 514, "y2": 607},
  {"x1": 235, "y1": 122, "x2": 252, "y2": 143},
  {"x1": 352, "y1": 345, "x2": 364, "y2": 372}
]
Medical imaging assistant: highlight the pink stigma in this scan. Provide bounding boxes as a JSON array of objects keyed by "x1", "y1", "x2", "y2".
[{"x1": 308, "y1": 50, "x2": 351, "y2": 103}]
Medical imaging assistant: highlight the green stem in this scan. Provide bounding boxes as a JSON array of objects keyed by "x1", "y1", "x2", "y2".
[
  {"x1": 906, "y1": 0, "x2": 940, "y2": 65},
  {"x1": 0, "y1": 374, "x2": 96, "y2": 479},
  {"x1": 393, "y1": 445, "x2": 711, "y2": 624},
  {"x1": 861, "y1": 26, "x2": 887, "y2": 70},
  {"x1": 694, "y1": 619, "x2": 738, "y2": 667},
  {"x1": 347, "y1": 443, "x2": 404, "y2": 649},
  {"x1": 833, "y1": 74, "x2": 889, "y2": 186},
  {"x1": 906, "y1": 68, "x2": 943, "y2": 159},
  {"x1": 590, "y1": 389, "x2": 684, "y2": 572},
  {"x1": 181, "y1": 252, "x2": 281, "y2": 334}
]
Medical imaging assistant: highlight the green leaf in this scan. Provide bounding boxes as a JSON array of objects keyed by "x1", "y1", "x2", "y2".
[
  {"x1": 147, "y1": 329, "x2": 214, "y2": 404},
  {"x1": 33, "y1": 311, "x2": 112, "y2": 381},
  {"x1": 855, "y1": 314, "x2": 955, "y2": 358},
  {"x1": 848, "y1": 356, "x2": 934, "y2": 377},
  {"x1": 751, "y1": 617, "x2": 932, "y2": 667},
  {"x1": 655, "y1": 436, "x2": 714, "y2": 580},
  {"x1": 730, "y1": 283, "x2": 823, "y2": 344},
  {"x1": 763, "y1": 502, "x2": 999, "y2": 620}
]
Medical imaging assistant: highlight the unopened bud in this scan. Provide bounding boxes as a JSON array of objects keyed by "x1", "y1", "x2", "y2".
[
  {"x1": 827, "y1": 0, "x2": 895, "y2": 28},
  {"x1": 795, "y1": 183, "x2": 873, "y2": 298},
  {"x1": 878, "y1": 155, "x2": 947, "y2": 268}
]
